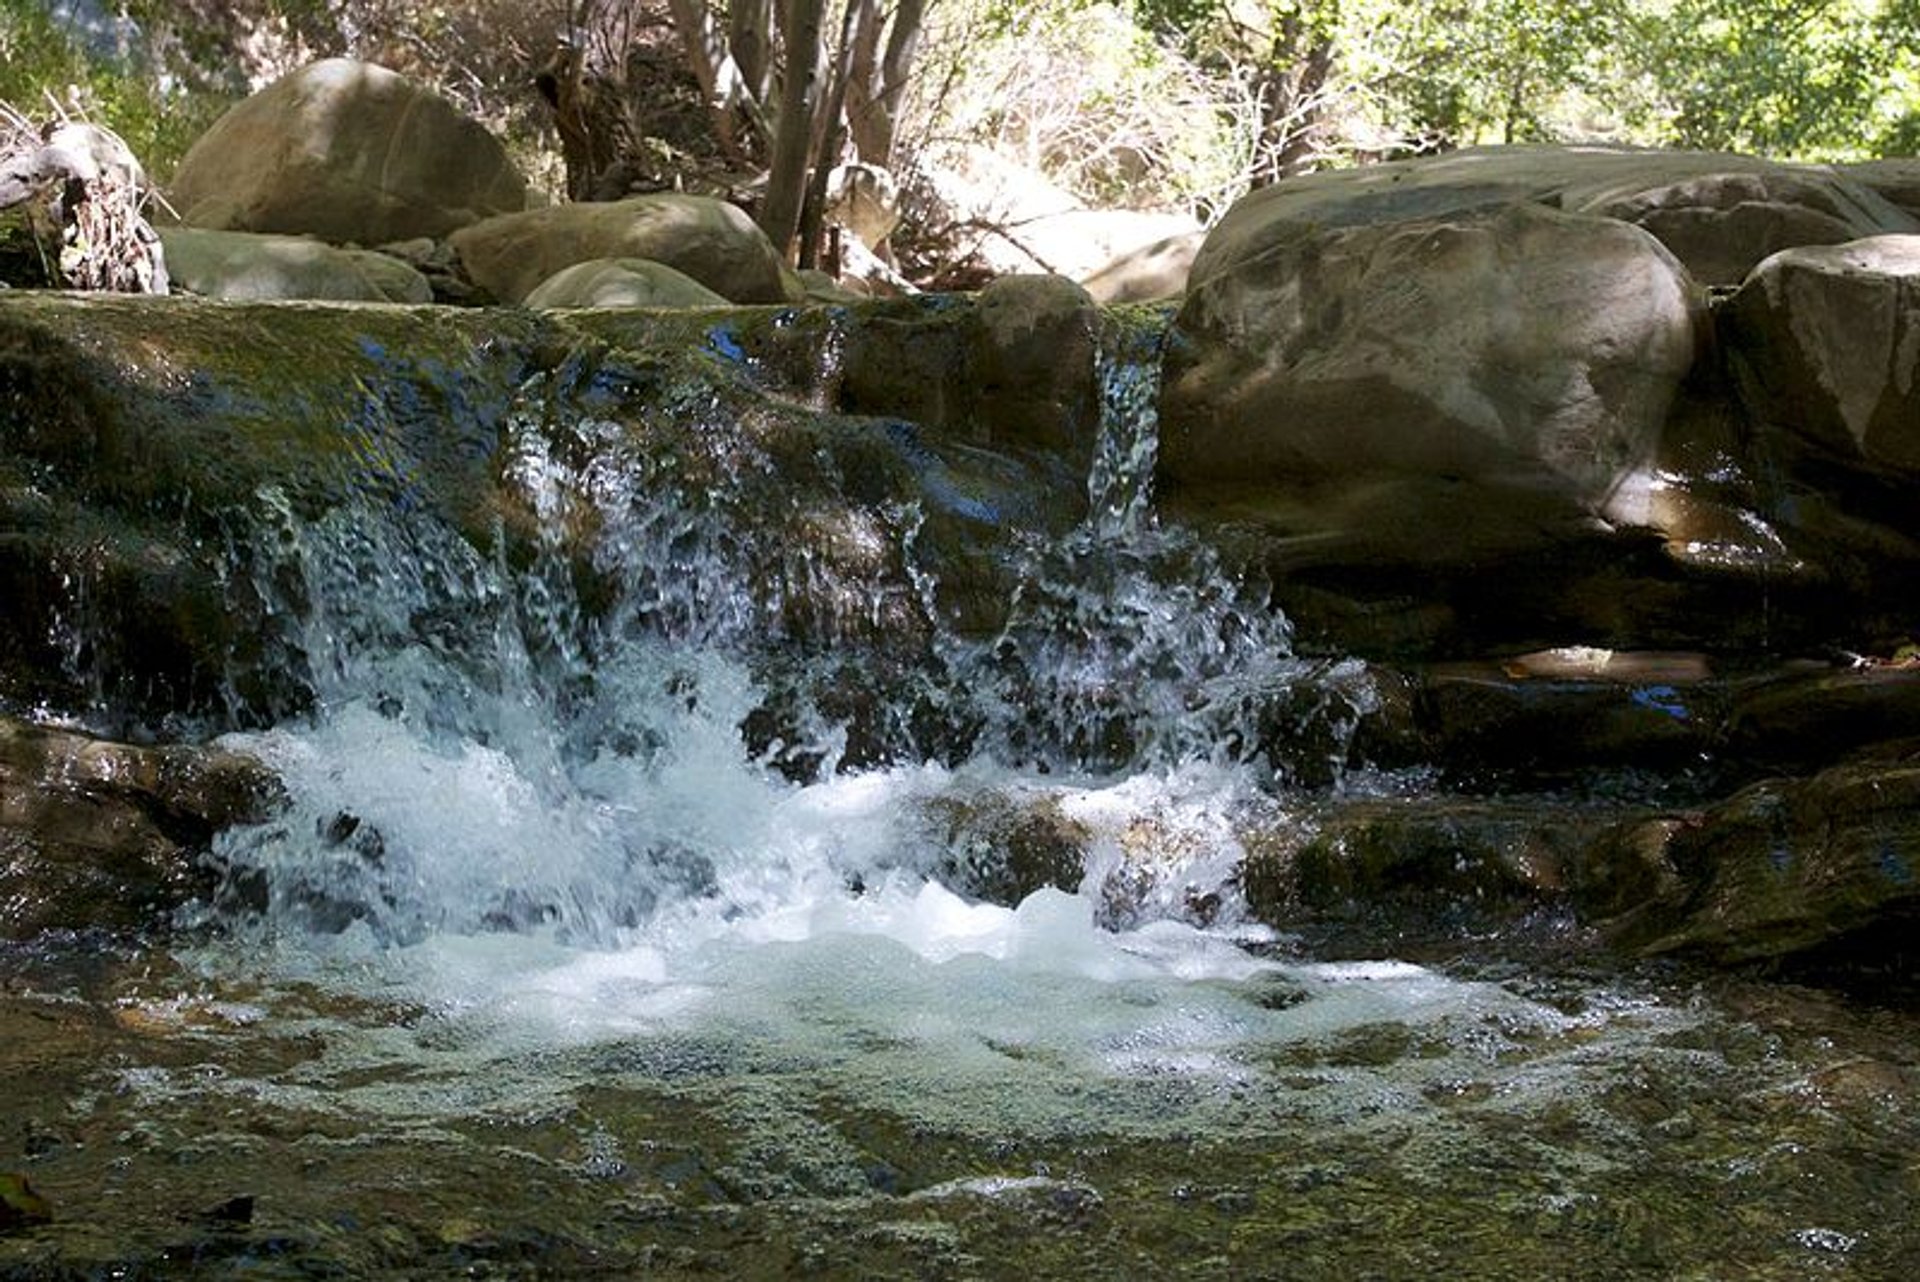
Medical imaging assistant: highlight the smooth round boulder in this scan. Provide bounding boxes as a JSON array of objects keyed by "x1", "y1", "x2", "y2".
[
  {"x1": 521, "y1": 258, "x2": 728, "y2": 309},
  {"x1": 1081, "y1": 231, "x2": 1204, "y2": 303},
  {"x1": 160, "y1": 226, "x2": 430, "y2": 302},
  {"x1": 167, "y1": 58, "x2": 533, "y2": 244},
  {"x1": 1161, "y1": 201, "x2": 1702, "y2": 562},
  {"x1": 970, "y1": 274, "x2": 1100, "y2": 459},
  {"x1": 1724, "y1": 235, "x2": 1920, "y2": 476},
  {"x1": 450, "y1": 195, "x2": 796, "y2": 305},
  {"x1": 1198, "y1": 146, "x2": 1917, "y2": 290}
]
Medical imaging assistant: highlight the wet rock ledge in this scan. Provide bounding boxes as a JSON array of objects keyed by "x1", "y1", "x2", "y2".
[{"x1": 0, "y1": 715, "x2": 277, "y2": 940}]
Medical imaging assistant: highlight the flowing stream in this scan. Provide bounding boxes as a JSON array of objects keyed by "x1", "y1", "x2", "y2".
[{"x1": 4, "y1": 321, "x2": 1919, "y2": 1278}]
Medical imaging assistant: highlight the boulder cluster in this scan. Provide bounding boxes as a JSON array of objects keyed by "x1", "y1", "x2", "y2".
[{"x1": 1158, "y1": 144, "x2": 1920, "y2": 658}]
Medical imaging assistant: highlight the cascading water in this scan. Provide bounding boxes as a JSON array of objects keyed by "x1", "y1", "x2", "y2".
[
  {"x1": 149, "y1": 312, "x2": 1699, "y2": 1163},
  {"x1": 200, "y1": 313, "x2": 1369, "y2": 954},
  {"x1": 15, "y1": 308, "x2": 1919, "y2": 1279}
]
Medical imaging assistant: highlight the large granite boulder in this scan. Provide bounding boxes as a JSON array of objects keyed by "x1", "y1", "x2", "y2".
[
  {"x1": 1003, "y1": 209, "x2": 1202, "y2": 282},
  {"x1": 1583, "y1": 166, "x2": 1916, "y2": 287},
  {"x1": 161, "y1": 226, "x2": 431, "y2": 302},
  {"x1": 1149, "y1": 145, "x2": 1920, "y2": 656},
  {"x1": 1724, "y1": 235, "x2": 1920, "y2": 478},
  {"x1": 522, "y1": 257, "x2": 728, "y2": 309},
  {"x1": 1160, "y1": 201, "x2": 1701, "y2": 565},
  {"x1": 450, "y1": 195, "x2": 798, "y2": 305},
  {"x1": 1080, "y1": 231, "x2": 1205, "y2": 303},
  {"x1": 1198, "y1": 146, "x2": 1917, "y2": 288},
  {"x1": 167, "y1": 59, "x2": 532, "y2": 245},
  {"x1": 1841, "y1": 158, "x2": 1920, "y2": 221}
]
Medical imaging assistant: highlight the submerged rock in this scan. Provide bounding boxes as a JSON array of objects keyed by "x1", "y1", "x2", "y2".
[
  {"x1": 0, "y1": 1171, "x2": 52, "y2": 1228},
  {"x1": 922, "y1": 790, "x2": 1089, "y2": 907}
]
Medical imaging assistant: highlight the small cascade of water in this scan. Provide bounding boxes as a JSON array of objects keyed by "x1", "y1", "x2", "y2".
[
  {"x1": 192, "y1": 312, "x2": 1381, "y2": 1057},
  {"x1": 939, "y1": 310, "x2": 1373, "y2": 781}
]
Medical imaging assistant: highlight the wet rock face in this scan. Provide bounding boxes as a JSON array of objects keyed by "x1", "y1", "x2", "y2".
[
  {"x1": 0, "y1": 293, "x2": 1088, "y2": 736},
  {"x1": 0, "y1": 716, "x2": 280, "y2": 939},
  {"x1": 1233, "y1": 658, "x2": 1920, "y2": 974},
  {"x1": 165, "y1": 58, "x2": 533, "y2": 245},
  {"x1": 1624, "y1": 754, "x2": 1920, "y2": 970}
]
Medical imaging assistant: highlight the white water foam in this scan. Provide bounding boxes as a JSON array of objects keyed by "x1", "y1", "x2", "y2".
[{"x1": 177, "y1": 328, "x2": 1674, "y2": 1142}]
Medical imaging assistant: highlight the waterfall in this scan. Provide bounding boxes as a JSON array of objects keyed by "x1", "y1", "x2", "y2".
[
  {"x1": 167, "y1": 314, "x2": 1639, "y2": 1150},
  {"x1": 197, "y1": 313, "x2": 1372, "y2": 955}
]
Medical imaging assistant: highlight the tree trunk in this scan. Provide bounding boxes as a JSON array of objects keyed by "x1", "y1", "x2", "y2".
[
  {"x1": 1253, "y1": 16, "x2": 1335, "y2": 186},
  {"x1": 666, "y1": 0, "x2": 757, "y2": 153},
  {"x1": 729, "y1": 0, "x2": 775, "y2": 101},
  {"x1": 845, "y1": 0, "x2": 925, "y2": 167},
  {"x1": 535, "y1": 42, "x2": 621, "y2": 200},
  {"x1": 846, "y1": 0, "x2": 884, "y2": 159},
  {"x1": 758, "y1": 0, "x2": 827, "y2": 257},
  {"x1": 798, "y1": 0, "x2": 864, "y2": 267}
]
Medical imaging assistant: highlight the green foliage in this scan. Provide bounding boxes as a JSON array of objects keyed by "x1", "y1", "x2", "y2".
[
  {"x1": 0, "y1": 1, "x2": 234, "y2": 179},
  {"x1": 1351, "y1": 1, "x2": 1636, "y2": 146},
  {"x1": 1642, "y1": 0, "x2": 1907, "y2": 157},
  {"x1": 1122, "y1": 0, "x2": 1920, "y2": 165}
]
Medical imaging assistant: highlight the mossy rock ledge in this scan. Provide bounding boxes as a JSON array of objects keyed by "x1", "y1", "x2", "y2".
[{"x1": 0, "y1": 291, "x2": 1101, "y2": 737}]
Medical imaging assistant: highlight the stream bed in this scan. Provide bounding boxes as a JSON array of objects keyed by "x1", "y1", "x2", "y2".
[{"x1": 4, "y1": 921, "x2": 1919, "y2": 1277}]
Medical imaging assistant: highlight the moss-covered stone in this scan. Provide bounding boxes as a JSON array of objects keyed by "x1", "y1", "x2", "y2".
[{"x1": 0, "y1": 293, "x2": 1087, "y2": 734}]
